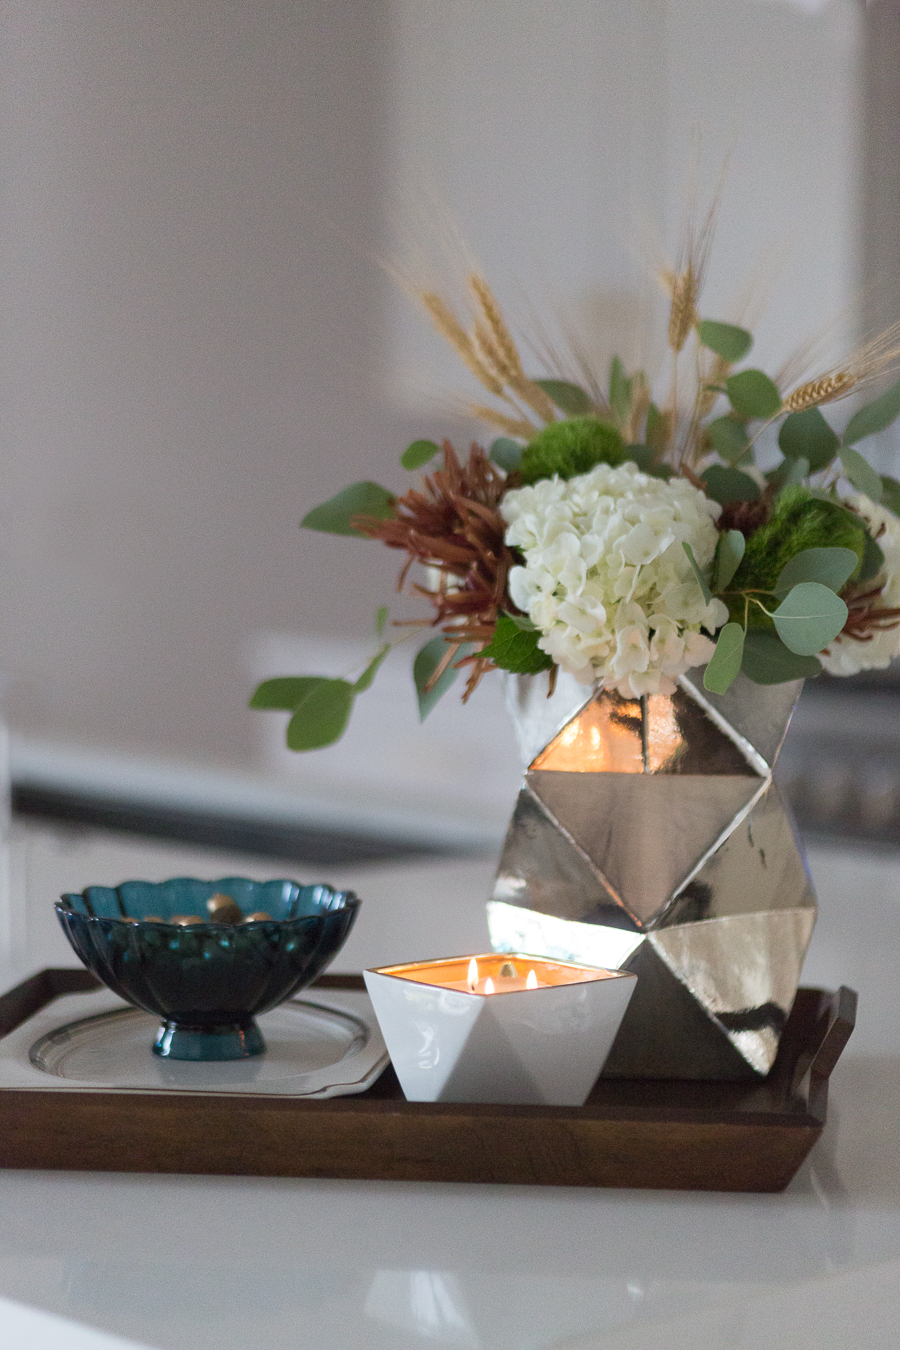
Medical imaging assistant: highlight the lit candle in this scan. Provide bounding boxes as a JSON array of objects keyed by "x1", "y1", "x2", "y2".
[{"x1": 444, "y1": 957, "x2": 548, "y2": 994}]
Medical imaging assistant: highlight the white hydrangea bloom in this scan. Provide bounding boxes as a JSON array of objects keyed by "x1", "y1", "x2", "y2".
[
  {"x1": 501, "y1": 462, "x2": 728, "y2": 696},
  {"x1": 820, "y1": 494, "x2": 900, "y2": 675}
]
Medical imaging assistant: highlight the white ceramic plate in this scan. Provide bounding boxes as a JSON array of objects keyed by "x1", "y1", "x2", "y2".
[{"x1": 0, "y1": 987, "x2": 388, "y2": 1099}]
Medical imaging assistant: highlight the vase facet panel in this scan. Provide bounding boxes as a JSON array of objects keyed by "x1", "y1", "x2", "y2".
[
  {"x1": 526, "y1": 770, "x2": 764, "y2": 928},
  {"x1": 490, "y1": 673, "x2": 816, "y2": 1079}
]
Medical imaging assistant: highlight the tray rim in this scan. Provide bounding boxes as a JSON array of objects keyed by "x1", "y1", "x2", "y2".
[{"x1": 0, "y1": 969, "x2": 857, "y2": 1192}]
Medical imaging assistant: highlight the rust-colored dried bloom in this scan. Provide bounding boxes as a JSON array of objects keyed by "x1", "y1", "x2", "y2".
[{"x1": 354, "y1": 442, "x2": 517, "y2": 697}]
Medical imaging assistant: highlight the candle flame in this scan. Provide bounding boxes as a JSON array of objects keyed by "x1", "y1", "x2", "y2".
[
  {"x1": 526, "y1": 968, "x2": 538, "y2": 990},
  {"x1": 467, "y1": 957, "x2": 478, "y2": 990},
  {"x1": 484, "y1": 976, "x2": 495, "y2": 995}
]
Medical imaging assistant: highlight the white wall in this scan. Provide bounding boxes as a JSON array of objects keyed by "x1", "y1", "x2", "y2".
[{"x1": 0, "y1": 0, "x2": 878, "y2": 789}]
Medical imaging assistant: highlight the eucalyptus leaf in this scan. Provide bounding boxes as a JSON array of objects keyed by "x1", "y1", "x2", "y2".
[
  {"x1": 773, "y1": 547, "x2": 858, "y2": 598},
  {"x1": 880, "y1": 474, "x2": 900, "y2": 518},
  {"x1": 532, "y1": 379, "x2": 593, "y2": 417},
  {"x1": 696, "y1": 320, "x2": 753, "y2": 363},
  {"x1": 859, "y1": 532, "x2": 886, "y2": 583},
  {"x1": 703, "y1": 623, "x2": 745, "y2": 695},
  {"x1": 609, "y1": 357, "x2": 631, "y2": 422},
  {"x1": 775, "y1": 456, "x2": 810, "y2": 493},
  {"x1": 413, "y1": 637, "x2": 476, "y2": 722},
  {"x1": 701, "y1": 464, "x2": 761, "y2": 505},
  {"x1": 400, "y1": 439, "x2": 440, "y2": 471},
  {"x1": 771, "y1": 582, "x2": 848, "y2": 656},
  {"x1": 302, "y1": 481, "x2": 394, "y2": 537},
  {"x1": 645, "y1": 402, "x2": 667, "y2": 452},
  {"x1": 375, "y1": 605, "x2": 389, "y2": 638},
  {"x1": 726, "y1": 369, "x2": 782, "y2": 421},
  {"x1": 249, "y1": 677, "x2": 321, "y2": 711},
  {"x1": 707, "y1": 416, "x2": 750, "y2": 465},
  {"x1": 625, "y1": 444, "x2": 655, "y2": 470},
  {"x1": 741, "y1": 631, "x2": 823, "y2": 684},
  {"x1": 714, "y1": 530, "x2": 746, "y2": 592},
  {"x1": 354, "y1": 643, "x2": 390, "y2": 693},
  {"x1": 778, "y1": 408, "x2": 839, "y2": 470},
  {"x1": 839, "y1": 445, "x2": 883, "y2": 501},
  {"x1": 627, "y1": 445, "x2": 672, "y2": 479},
  {"x1": 843, "y1": 375, "x2": 900, "y2": 445},
  {"x1": 285, "y1": 678, "x2": 356, "y2": 751},
  {"x1": 490, "y1": 437, "x2": 523, "y2": 472},
  {"x1": 682, "y1": 541, "x2": 712, "y2": 605}
]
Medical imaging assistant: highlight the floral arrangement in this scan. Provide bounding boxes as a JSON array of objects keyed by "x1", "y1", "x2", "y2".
[{"x1": 251, "y1": 221, "x2": 900, "y2": 750}]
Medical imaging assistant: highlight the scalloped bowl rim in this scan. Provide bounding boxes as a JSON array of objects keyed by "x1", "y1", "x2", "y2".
[{"x1": 56, "y1": 876, "x2": 360, "y2": 929}]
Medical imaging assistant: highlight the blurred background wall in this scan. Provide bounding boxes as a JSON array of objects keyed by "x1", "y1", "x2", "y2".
[{"x1": 0, "y1": 0, "x2": 893, "y2": 845}]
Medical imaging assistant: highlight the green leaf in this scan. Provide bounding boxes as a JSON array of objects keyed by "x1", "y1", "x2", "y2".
[
  {"x1": 701, "y1": 464, "x2": 761, "y2": 505},
  {"x1": 532, "y1": 379, "x2": 593, "y2": 417},
  {"x1": 400, "y1": 439, "x2": 440, "y2": 471},
  {"x1": 609, "y1": 357, "x2": 631, "y2": 422},
  {"x1": 773, "y1": 547, "x2": 858, "y2": 598},
  {"x1": 489, "y1": 437, "x2": 523, "y2": 472},
  {"x1": 714, "y1": 529, "x2": 746, "y2": 591},
  {"x1": 478, "y1": 614, "x2": 554, "y2": 675},
  {"x1": 839, "y1": 445, "x2": 883, "y2": 501},
  {"x1": 249, "y1": 677, "x2": 320, "y2": 711},
  {"x1": 771, "y1": 582, "x2": 848, "y2": 656},
  {"x1": 354, "y1": 643, "x2": 390, "y2": 693},
  {"x1": 302, "y1": 481, "x2": 395, "y2": 537},
  {"x1": 880, "y1": 474, "x2": 900, "y2": 517},
  {"x1": 703, "y1": 622, "x2": 745, "y2": 695},
  {"x1": 697, "y1": 320, "x2": 753, "y2": 363},
  {"x1": 504, "y1": 610, "x2": 537, "y2": 631},
  {"x1": 626, "y1": 445, "x2": 672, "y2": 480},
  {"x1": 741, "y1": 631, "x2": 823, "y2": 684},
  {"x1": 843, "y1": 375, "x2": 900, "y2": 445},
  {"x1": 682, "y1": 542, "x2": 713, "y2": 605},
  {"x1": 858, "y1": 532, "x2": 886, "y2": 583},
  {"x1": 413, "y1": 637, "x2": 476, "y2": 721},
  {"x1": 285, "y1": 679, "x2": 356, "y2": 751},
  {"x1": 375, "y1": 605, "x2": 389, "y2": 638},
  {"x1": 774, "y1": 456, "x2": 810, "y2": 493},
  {"x1": 645, "y1": 402, "x2": 667, "y2": 452},
  {"x1": 778, "y1": 408, "x2": 839, "y2": 470},
  {"x1": 707, "y1": 416, "x2": 751, "y2": 465},
  {"x1": 726, "y1": 369, "x2": 782, "y2": 421}
]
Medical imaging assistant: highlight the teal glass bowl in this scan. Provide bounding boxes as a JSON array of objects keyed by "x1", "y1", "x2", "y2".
[{"x1": 55, "y1": 878, "x2": 360, "y2": 1061}]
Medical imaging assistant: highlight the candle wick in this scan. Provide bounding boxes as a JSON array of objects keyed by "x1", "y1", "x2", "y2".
[{"x1": 499, "y1": 961, "x2": 517, "y2": 978}]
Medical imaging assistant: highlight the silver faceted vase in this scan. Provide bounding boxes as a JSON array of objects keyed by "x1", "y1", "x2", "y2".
[{"x1": 488, "y1": 669, "x2": 816, "y2": 1080}]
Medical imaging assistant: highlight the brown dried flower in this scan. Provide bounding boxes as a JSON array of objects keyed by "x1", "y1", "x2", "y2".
[{"x1": 353, "y1": 442, "x2": 517, "y2": 697}]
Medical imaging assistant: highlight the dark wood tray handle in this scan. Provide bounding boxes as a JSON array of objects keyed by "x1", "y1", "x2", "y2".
[
  {"x1": 791, "y1": 985, "x2": 857, "y2": 1095},
  {"x1": 809, "y1": 985, "x2": 857, "y2": 1080},
  {"x1": 0, "y1": 967, "x2": 100, "y2": 1038}
]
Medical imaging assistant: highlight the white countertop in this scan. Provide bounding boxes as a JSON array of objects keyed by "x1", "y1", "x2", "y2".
[{"x1": 0, "y1": 820, "x2": 898, "y2": 1350}]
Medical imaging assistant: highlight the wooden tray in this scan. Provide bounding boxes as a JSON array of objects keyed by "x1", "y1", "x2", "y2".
[{"x1": 0, "y1": 969, "x2": 855, "y2": 1192}]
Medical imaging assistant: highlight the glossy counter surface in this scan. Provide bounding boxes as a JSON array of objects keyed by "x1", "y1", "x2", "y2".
[{"x1": 0, "y1": 821, "x2": 897, "y2": 1350}]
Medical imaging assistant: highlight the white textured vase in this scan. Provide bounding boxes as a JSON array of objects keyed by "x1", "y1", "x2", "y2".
[{"x1": 488, "y1": 670, "x2": 816, "y2": 1080}]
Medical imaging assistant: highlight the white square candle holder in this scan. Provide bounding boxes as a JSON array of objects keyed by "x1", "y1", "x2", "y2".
[{"x1": 363, "y1": 952, "x2": 636, "y2": 1105}]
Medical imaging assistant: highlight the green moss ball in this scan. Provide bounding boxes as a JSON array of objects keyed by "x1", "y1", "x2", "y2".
[
  {"x1": 518, "y1": 416, "x2": 626, "y2": 486},
  {"x1": 730, "y1": 486, "x2": 867, "y2": 623}
]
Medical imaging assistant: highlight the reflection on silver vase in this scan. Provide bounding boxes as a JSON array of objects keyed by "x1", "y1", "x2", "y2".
[{"x1": 488, "y1": 670, "x2": 816, "y2": 1080}]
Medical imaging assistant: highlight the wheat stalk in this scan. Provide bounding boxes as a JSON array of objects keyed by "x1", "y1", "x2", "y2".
[
  {"x1": 782, "y1": 371, "x2": 857, "y2": 413},
  {"x1": 781, "y1": 320, "x2": 900, "y2": 414},
  {"x1": 468, "y1": 274, "x2": 524, "y2": 378},
  {"x1": 508, "y1": 373, "x2": 558, "y2": 423},
  {"x1": 471, "y1": 319, "x2": 518, "y2": 384},
  {"x1": 666, "y1": 266, "x2": 699, "y2": 354},
  {"x1": 418, "y1": 291, "x2": 504, "y2": 396},
  {"x1": 467, "y1": 403, "x2": 536, "y2": 439}
]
